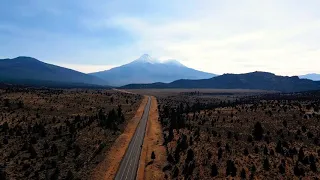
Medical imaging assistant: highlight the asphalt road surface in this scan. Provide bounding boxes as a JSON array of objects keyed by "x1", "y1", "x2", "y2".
[{"x1": 115, "y1": 96, "x2": 151, "y2": 180}]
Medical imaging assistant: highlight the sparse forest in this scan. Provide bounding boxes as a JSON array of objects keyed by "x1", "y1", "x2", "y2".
[
  {"x1": 158, "y1": 91, "x2": 320, "y2": 179},
  {"x1": 0, "y1": 86, "x2": 142, "y2": 179}
]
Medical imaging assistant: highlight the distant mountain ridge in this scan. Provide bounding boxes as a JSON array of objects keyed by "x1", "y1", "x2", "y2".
[
  {"x1": 89, "y1": 54, "x2": 216, "y2": 86},
  {"x1": 0, "y1": 56, "x2": 107, "y2": 86},
  {"x1": 121, "y1": 71, "x2": 320, "y2": 92},
  {"x1": 1, "y1": 56, "x2": 319, "y2": 92},
  {"x1": 299, "y1": 73, "x2": 320, "y2": 81}
]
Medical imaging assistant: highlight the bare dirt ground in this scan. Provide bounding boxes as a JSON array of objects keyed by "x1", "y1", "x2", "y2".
[
  {"x1": 137, "y1": 96, "x2": 167, "y2": 180},
  {"x1": 113, "y1": 88, "x2": 137, "y2": 95},
  {"x1": 91, "y1": 96, "x2": 148, "y2": 180}
]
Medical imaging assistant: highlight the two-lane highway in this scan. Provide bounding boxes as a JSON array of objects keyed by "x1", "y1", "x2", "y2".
[{"x1": 115, "y1": 96, "x2": 151, "y2": 180}]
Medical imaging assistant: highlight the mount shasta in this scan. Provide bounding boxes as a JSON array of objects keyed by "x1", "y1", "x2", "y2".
[{"x1": 89, "y1": 54, "x2": 215, "y2": 86}]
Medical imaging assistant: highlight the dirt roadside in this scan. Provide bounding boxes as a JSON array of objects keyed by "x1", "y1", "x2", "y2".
[
  {"x1": 91, "y1": 96, "x2": 148, "y2": 180},
  {"x1": 137, "y1": 96, "x2": 167, "y2": 180}
]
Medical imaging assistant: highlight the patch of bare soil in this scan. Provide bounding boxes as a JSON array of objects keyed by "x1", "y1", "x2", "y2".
[
  {"x1": 137, "y1": 96, "x2": 167, "y2": 180},
  {"x1": 91, "y1": 96, "x2": 148, "y2": 180},
  {"x1": 113, "y1": 88, "x2": 137, "y2": 95}
]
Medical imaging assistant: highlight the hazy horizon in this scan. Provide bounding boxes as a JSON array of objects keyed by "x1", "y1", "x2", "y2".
[
  {"x1": 1, "y1": 0, "x2": 320, "y2": 75},
  {"x1": 1, "y1": 55, "x2": 319, "y2": 78}
]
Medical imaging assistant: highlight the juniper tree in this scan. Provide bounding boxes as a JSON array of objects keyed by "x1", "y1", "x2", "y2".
[
  {"x1": 263, "y1": 158, "x2": 270, "y2": 171},
  {"x1": 279, "y1": 163, "x2": 285, "y2": 174},
  {"x1": 151, "y1": 151, "x2": 156, "y2": 161},
  {"x1": 211, "y1": 164, "x2": 218, "y2": 177},
  {"x1": 253, "y1": 122, "x2": 264, "y2": 140},
  {"x1": 240, "y1": 168, "x2": 246, "y2": 179},
  {"x1": 226, "y1": 160, "x2": 237, "y2": 177}
]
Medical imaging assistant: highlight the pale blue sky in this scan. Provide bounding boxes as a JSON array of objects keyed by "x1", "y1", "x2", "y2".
[{"x1": 1, "y1": 0, "x2": 320, "y2": 75}]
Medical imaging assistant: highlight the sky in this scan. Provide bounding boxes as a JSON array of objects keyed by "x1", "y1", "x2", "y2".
[{"x1": 0, "y1": 0, "x2": 320, "y2": 75}]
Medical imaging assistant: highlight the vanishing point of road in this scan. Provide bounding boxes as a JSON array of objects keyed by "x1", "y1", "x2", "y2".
[{"x1": 115, "y1": 96, "x2": 151, "y2": 180}]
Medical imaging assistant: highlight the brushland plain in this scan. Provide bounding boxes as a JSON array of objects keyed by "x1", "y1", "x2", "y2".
[
  {"x1": 148, "y1": 89, "x2": 320, "y2": 179},
  {"x1": 0, "y1": 85, "x2": 142, "y2": 179}
]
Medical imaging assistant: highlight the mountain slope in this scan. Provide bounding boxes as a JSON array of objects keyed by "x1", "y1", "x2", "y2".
[
  {"x1": 121, "y1": 71, "x2": 320, "y2": 92},
  {"x1": 299, "y1": 73, "x2": 320, "y2": 81},
  {"x1": 90, "y1": 54, "x2": 215, "y2": 86},
  {"x1": 0, "y1": 56, "x2": 107, "y2": 86}
]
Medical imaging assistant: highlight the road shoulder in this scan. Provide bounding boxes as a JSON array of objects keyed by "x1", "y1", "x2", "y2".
[
  {"x1": 91, "y1": 96, "x2": 148, "y2": 180},
  {"x1": 137, "y1": 96, "x2": 167, "y2": 180}
]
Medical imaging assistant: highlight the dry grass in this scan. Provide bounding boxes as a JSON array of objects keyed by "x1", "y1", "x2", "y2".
[
  {"x1": 113, "y1": 88, "x2": 137, "y2": 94},
  {"x1": 0, "y1": 88, "x2": 142, "y2": 179},
  {"x1": 158, "y1": 92, "x2": 320, "y2": 179},
  {"x1": 127, "y1": 88, "x2": 276, "y2": 97},
  {"x1": 137, "y1": 96, "x2": 167, "y2": 180},
  {"x1": 91, "y1": 96, "x2": 148, "y2": 180}
]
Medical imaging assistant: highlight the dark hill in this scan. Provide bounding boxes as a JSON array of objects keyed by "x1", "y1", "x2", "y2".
[
  {"x1": 0, "y1": 57, "x2": 107, "y2": 86},
  {"x1": 121, "y1": 71, "x2": 320, "y2": 92}
]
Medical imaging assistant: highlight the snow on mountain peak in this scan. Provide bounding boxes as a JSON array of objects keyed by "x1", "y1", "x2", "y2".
[
  {"x1": 163, "y1": 59, "x2": 185, "y2": 67},
  {"x1": 132, "y1": 54, "x2": 185, "y2": 67},
  {"x1": 140, "y1": 54, "x2": 151, "y2": 59},
  {"x1": 135, "y1": 54, "x2": 159, "y2": 64}
]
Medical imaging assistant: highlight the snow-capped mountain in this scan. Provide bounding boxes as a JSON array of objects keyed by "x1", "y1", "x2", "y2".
[
  {"x1": 131, "y1": 54, "x2": 160, "y2": 64},
  {"x1": 90, "y1": 54, "x2": 215, "y2": 86}
]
